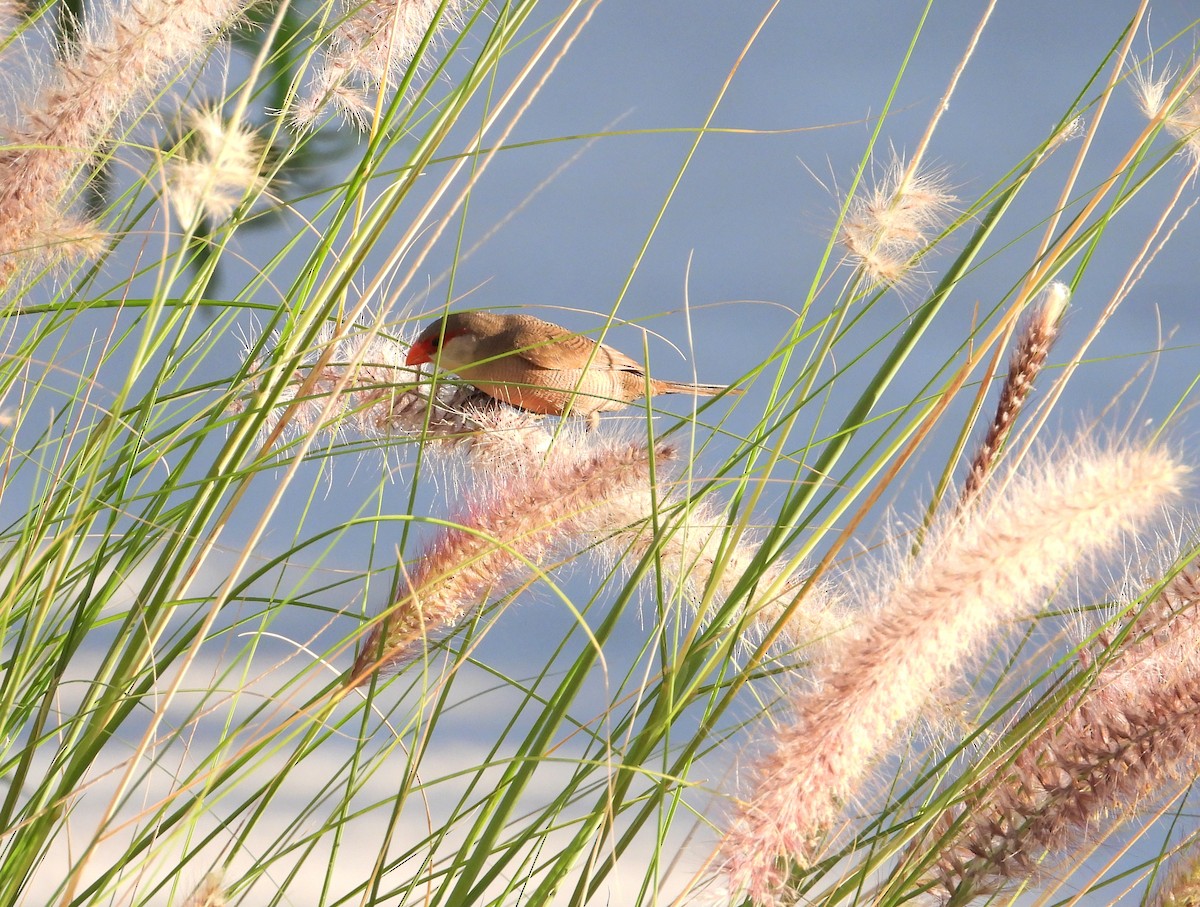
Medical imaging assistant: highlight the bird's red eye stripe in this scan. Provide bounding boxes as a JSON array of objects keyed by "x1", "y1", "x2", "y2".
[{"x1": 406, "y1": 328, "x2": 464, "y2": 366}]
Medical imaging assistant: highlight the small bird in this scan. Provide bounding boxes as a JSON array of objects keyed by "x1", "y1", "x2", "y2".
[{"x1": 406, "y1": 311, "x2": 740, "y2": 429}]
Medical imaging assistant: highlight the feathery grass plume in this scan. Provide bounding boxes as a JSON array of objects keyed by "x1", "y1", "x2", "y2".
[
  {"x1": 1132, "y1": 64, "x2": 1200, "y2": 162},
  {"x1": 348, "y1": 440, "x2": 673, "y2": 685},
  {"x1": 720, "y1": 442, "x2": 1185, "y2": 906},
  {"x1": 960, "y1": 281, "x2": 1069, "y2": 507},
  {"x1": 165, "y1": 106, "x2": 269, "y2": 227},
  {"x1": 1046, "y1": 114, "x2": 1086, "y2": 155},
  {"x1": 0, "y1": 0, "x2": 248, "y2": 283},
  {"x1": 931, "y1": 565, "x2": 1200, "y2": 901},
  {"x1": 461, "y1": 401, "x2": 560, "y2": 469},
  {"x1": 181, "y1": 871, "x2": 226, "y2": 907},
  {"x1": 839, "y1": 155, "x2": 956, "y2": 290},
  {"x1": 294, "y1": 0, "x2": 465, "y2": 129},
  {"x1": 1150, "y1": 836, "x2": 1200, "y2": 907},
  {"x1": 582, "y1": 483, "x2": 847, "y2": 648},
  {"x1": 1101, "y1": 563, "x2": 1200, "y2": 655},
  {"x1": 0, "y1": 0, "x2": 22, "y2": 47}
]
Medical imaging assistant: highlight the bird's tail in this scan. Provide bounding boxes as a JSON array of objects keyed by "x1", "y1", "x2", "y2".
[{"x1": 654, "y1": 380, "x2": 743, "y2": 398}]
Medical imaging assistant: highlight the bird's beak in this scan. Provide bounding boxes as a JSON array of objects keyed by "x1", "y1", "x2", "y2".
[{"x1": 406, "y1": 339, "x2": 433, "y2": 366}]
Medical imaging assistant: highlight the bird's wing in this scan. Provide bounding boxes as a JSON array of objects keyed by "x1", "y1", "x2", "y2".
[{"x1": 511, "y1": 327, "x2": 645, "y2": 374}]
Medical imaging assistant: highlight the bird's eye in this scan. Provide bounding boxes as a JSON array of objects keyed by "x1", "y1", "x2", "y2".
[{"x1": 426, "y1": 327, "x2": 457, "y2": 352}]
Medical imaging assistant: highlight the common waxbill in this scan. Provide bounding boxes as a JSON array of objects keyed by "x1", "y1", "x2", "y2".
[{"x1": 406, "y1": 311, "x2": 740, "y2": 428}]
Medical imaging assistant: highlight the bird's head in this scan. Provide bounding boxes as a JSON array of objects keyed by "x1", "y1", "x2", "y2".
[{"x1": 406, "y1": 312, "x2": 485, "y2": 368}]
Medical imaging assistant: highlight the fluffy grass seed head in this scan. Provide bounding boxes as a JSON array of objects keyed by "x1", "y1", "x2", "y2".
[
  {"x1": 295, "y1": 0, "x2": 465, "y2": 129},
  {"x1": 1132, "y1": 63, "x2": 1200, "y2": 162},
  {"x1": 839, "y1": 155, "x2": 957, "y2": 290},
  {"x1": 182, "y1": 872, "x2": 226, "y2": 907},
  {"x1": 1150, "y1": 836, "x2": 1200, "y2": 907},
  {"x1": 165, "y1": 106, "x2": 269, "y2": 227},
  {"x1": 232, "y1": 324, "x2": 426, "y2": 441},
  {"x1": 720, "y1": 441, "x2": 1186, "y2": 906},
  {"x1": 961, "y1": 280, "x2": 1069, "y2": 505},
  {"x1": 349, "y1": 439, "x2": 672, "y2": 682},
  {"x1": 1047, "y1": 115, "x2": 1086, "y2": 154},
  {"x1": 0, "y1": 0, "x2": 248, "y2": 281},
  {"x1": 932, "y1": 562, "x2": 1200, "y2": 900},
  {"x1": 0, "y1": 0, "x2": 23, "y2": 49},
  {"x1": 578, "y1": 481, "x2": 848, "y2": 650}
]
